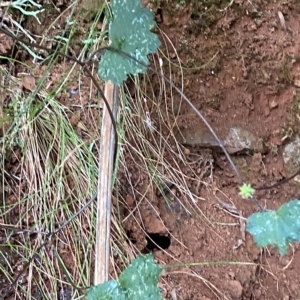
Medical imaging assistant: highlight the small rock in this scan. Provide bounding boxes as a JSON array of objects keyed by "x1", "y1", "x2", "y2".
[
  {"x1": 183, "y1": 147, "x2": 190, "y2": 155},
  {"x1": 283, "y1": 135, "x2": 300, "y2": 177},
  {"x1": 227, "y1": 280, "x2": 243, "y2": 299},
  {"x1": 252, "y1": 288, "x2": 262, "y2": 299},
  {"x1": 294, "y1": 77, "x2": 300, "y2": 87},
  {"x1": 0, "y1": 33, "x2": 13, "y2": 55},
  {"x1": 125, "y1": 194, "x2": 135, "y2": 208},
  {"x1": 236, "y1": 268, "x2": 254, "y2": 285},
  {"x1": 175, "y1": 125, "x2": 264, "y2": 154},
  {"x1": 175, "y1": 128, "x2": 219, "y2": 148},
  {"x1": 22, "y1": 75, "x2": 36, "y2": 91},
  {"x1": 269, "y1": 99, "x2": 278, "y2": 109},
  {"x1": 224, "y1": 126, "x2": 264, "y2": 154},
  {"x1": 253, "y1": 18, "x2": 263, "y2": 26}
]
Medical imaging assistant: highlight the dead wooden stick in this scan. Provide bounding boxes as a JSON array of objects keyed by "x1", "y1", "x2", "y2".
[{"x1": 94, "y1": 80, "x2": 119, "y2": 284}]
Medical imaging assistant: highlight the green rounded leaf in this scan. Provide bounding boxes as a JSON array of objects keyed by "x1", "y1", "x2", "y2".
[
  {"x1": 98, "y1": 0, "x2": 161, "y2": 85},
  {"x1": 119, "y1": 254, "x2": 162, "y2": 299},
  {"x1": 246, "y1": 199, "x2": 300, "y2": 255},
  {"x1": 86, "y1": 281, "x2": 125, "y2": 300},
  {"x1": 86, "y1": 254, "x2": 162, "y2": 300}
]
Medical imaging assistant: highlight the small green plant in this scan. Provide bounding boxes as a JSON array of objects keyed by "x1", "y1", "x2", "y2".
[
  {"x1": 239, "y1": 183, "x2": 255, "y2": 199},
  {"x1": 239, "y1": 183, "x2": 300, "y2": 255},
  {"x1": 246, "y1": 200, "x2": 300, "y2": 255},
  {"x1": 86, "y1": 254, "x2": 162, "y2": 300},
  {"x1": 98, "y1": 0, "x2": 161, "y2": 84}
]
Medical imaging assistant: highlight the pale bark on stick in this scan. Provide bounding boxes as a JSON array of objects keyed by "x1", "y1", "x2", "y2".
[{"x1": 94, "y1": 80, "x2": 119, "y2": 284}]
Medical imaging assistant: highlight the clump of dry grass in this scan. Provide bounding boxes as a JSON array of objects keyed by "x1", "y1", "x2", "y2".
[
  {"x1": 0, "y1": 3, "x2": 224, "y2": 299},
  {"x1": 0, "y1": 67, "x2": 100, "y2": 298},
  {"x1": 0, "y1": 1, "x2": 104, "y2": 297},
  {"x1": 114, "y1": 28, "x2": 215, "y2": 261}
]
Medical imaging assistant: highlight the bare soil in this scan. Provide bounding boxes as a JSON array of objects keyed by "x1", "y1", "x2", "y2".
[
  {"x1": 151, "y1": 0, "x2": 300, "y2": 298},
  {"x1": 1, "y1": 0, "x2": 300, "y2": 299}
]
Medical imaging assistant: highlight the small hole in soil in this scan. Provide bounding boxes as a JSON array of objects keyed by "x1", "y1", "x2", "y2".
[
  {"x1": 191, "y1": 13, "x2": 200, "y2": 20},
  {"x1": 142, "y1": 233, "x2": 171, "y2": 253},
  {"x1": 126, "y1": 230, "x2": 137, "y2": 244}
]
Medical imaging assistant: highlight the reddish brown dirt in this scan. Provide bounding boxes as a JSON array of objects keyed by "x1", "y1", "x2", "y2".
[
  {"x1": 1, "y1": 0, "x2": 300, "y2": 299},
  {"x1": 131, "y1": 0, "x2": 300, "y2": 299}
]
